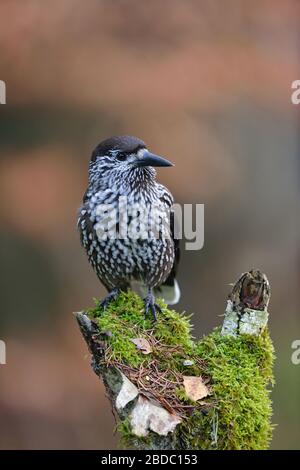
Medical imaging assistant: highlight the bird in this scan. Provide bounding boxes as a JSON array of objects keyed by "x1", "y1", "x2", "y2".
[{"x1": 78, "y1": 135, "x2": 180, "y2": 320}]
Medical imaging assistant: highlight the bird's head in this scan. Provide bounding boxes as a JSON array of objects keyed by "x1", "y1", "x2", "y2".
[{"x1": 88, "y1": 135, "x2": 173, "y2": 189}]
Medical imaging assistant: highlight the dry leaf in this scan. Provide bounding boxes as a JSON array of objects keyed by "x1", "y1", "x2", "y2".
[
  {"x1": 116, "y1": 372, "x2": 139, "y2": 410},
  {"x1": 130, "y1": 338, "x2": 152, "y2": 355},
  {"x1": 130, "y1": 395, "x2": 182, "y2": 437},
  {"x1": 183, "y1": 376, "x2": 209, "y2": 401}
]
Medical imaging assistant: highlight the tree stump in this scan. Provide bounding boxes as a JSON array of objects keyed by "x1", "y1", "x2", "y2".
[{"x1": 76, "y1": 269, "x2": 275, "y2": 450}]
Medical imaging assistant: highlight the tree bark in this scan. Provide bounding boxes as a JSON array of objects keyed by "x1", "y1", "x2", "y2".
[{"x1": 76, "y1": 269, "x2": 273, "y2": 450}]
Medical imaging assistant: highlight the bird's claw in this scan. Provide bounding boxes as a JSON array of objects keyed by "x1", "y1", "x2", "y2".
[
  {"x1": 100, "y1": 288, "x2": 120, "y2": 310},
  {"x1": 144, "y1": 291, "x2": 162, "y2": 322}
]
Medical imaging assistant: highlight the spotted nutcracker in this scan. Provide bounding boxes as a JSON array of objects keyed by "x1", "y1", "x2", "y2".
[{"x1": 78, "y1": 136, "x2": 180, "y2": 320}]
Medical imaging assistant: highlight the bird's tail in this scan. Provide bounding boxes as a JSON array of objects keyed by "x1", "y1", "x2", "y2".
[
  {"x1": 154, "y1": 279, "x2": 181, "y2": 305},
  {"x1": 131, "y1": 279, "x2": 181, "y2": 305}
]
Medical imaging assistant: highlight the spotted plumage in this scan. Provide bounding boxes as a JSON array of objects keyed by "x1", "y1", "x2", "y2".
[{"x1": 78, "y1": 135, "x2": 180, "y2": 320}]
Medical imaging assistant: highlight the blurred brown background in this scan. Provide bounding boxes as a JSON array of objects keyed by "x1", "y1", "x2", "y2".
[{"x1": 0, "y1": 0, "x2": 299, "y2": 449}]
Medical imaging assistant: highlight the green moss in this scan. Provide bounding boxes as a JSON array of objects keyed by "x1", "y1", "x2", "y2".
[
  {"x1": 189, "y1": 328, "x2": 275, "y2": 449},
  {"x1": 87, "y1": 290, "x2": 275, "y2": 450},
  {"x1": 88, "y1": 291, "x2": 195, "y2": 369}
]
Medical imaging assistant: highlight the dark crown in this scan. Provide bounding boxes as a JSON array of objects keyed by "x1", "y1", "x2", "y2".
[{"x1": 91, "y1": 136, "x2": 146, "y2": 161}]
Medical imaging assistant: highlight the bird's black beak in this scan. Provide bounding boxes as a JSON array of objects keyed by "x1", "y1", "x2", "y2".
[{"x1": 136, "y1": 150, "x2": 174, "y2": 168}]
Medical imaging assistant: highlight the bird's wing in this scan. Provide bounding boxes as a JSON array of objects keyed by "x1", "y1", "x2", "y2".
[
  {"x1": 154, "y1": 185, "x2": 181, "y2": 304},
  {"x1": 165, "y1": 207, "x2": 181, "y2": 285}
]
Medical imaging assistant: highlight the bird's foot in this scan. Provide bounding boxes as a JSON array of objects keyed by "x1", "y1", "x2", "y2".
[
  {"x1": 144, "y1": 289, "x2": 162, "y2": 322},
  {"x1": 100, "y1": 287, "x2": 121, "y2": 310}
]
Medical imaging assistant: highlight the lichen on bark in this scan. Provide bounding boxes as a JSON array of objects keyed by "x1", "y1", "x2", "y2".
[{"x1": 76, "y1": 269, "x2": 275, "y2": 450}]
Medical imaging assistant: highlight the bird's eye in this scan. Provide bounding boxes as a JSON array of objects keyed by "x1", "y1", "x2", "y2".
[{"x1": 116, "y1": 153, "x2": 126, "y2": 161}]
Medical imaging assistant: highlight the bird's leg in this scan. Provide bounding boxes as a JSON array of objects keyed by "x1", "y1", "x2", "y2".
[
  {"x1": 144, "y1": 287, "x2": 162, "y2": 321},
  {"x1": 100, "y1": 287, "x2": 121, "y2": 310}
]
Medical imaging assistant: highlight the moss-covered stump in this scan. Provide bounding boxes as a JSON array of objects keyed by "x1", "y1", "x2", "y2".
[{"x1": 76, "y1": 269, "x2": 275, "y2": 450}]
